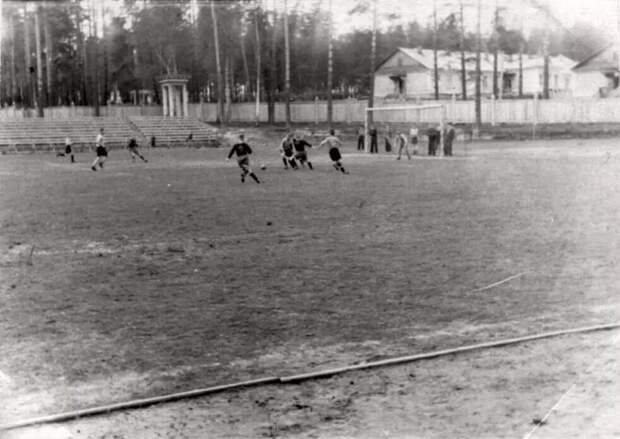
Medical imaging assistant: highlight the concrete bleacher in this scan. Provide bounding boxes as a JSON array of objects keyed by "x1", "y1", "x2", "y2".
[
  {"x1": 128, "y1": 116, "x2": 219, "y2": 147},
  {"x1": 0, "y1": 118, "x2": 139, "y2": 152}
]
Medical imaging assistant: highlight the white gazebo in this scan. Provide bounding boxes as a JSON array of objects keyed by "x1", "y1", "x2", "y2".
[{"x1": 158, "y1": 74, "x2": 190, "y2": 117}]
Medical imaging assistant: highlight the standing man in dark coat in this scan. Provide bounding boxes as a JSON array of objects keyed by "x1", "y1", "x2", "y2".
[
  {"x1": 443, "y1": 123, "x2": 456, "y2": 156},
  {"x1": 369, "y1": 125, "x2": 378, "y2": 154},
  {"x1": 426, "y1": 126, "x2": 439, "y2": 156}
]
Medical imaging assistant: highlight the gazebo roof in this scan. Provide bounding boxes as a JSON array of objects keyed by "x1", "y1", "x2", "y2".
[{"x1": 157, "y1": 73, "x2": 190, "y2": 84}]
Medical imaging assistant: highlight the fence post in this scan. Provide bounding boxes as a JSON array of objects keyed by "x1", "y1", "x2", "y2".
[
  {"x1": 314, "y1": 96, "x2": 319, "y2": 125},
  {"x1": 532, "y1": 94, "x2": 538, "y2": 140},
  {"x1": 491, "y1": 95, "x2": 496, "y2": 127}
]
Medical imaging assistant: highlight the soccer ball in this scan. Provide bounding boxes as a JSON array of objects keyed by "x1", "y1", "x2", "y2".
[{"x1": 260, "y1": 164, "x2": 266, "y2": 170}]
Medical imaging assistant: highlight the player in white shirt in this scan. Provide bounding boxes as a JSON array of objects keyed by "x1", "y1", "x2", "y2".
[
  {"x1": 317, "y1": 129, "x2": 349, "y2": 174},
  {"x1": 91, "y1": 128, "x2": 107, "y2": 171}
]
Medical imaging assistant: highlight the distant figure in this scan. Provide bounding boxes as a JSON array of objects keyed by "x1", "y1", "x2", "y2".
[
  {"x1": 91, "y1": 128, "x2": 107, "y2": 171},
  {"x1": 279, "y1": 132, "x2": 298, "y2": 169},
  {"x1": 186, "y1": 132, "x2": 194, "y2": 147},
  {"x1": 293, "y1": 133, "x2": 313, "y2": 170},
  {"x1": 384, "y1": 125, "x2": 393, "y2": 153},
  {"x1": 396, "y1": 131, "x2": 410, "y2": 160},
  {"x1": 127, "y1": 137, "x2": 148, "y2": 162},
  {"x1": 443, "y1": 123, "x2": 456, "y2": 156},
  {"x1": 357, "y1": 126, "x2": 365, "y2": 151},
  {"x1": 150, "y1": 136, "x2": 156, "y2": 148},
  {"x1": 409, "y1": 127, "x2": 419, "y2": 155},
  {"x1": 426, "y1": 126, "x2": 440, "y2": 156},
  {"x1": 369, "y1": 125, "x2": 378, "y2": 154},
  {"x1": 317, "y1": 129, "x2": 348, "y2": 174},
  {"x1": 226, "y1": 134, "x2": 260, "y2": 184},
  {"x1": 65, "y1": 136, "x2": 75, "y2": 162}
]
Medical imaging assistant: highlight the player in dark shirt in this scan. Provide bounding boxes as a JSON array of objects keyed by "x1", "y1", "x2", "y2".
[
  {"x1": 127, "y1": 137, "x2": 148, "y2": 163},
  {"x1": 293, "y1": 134, "x2": 313, "y2": 170},
  {"x1": 227, "y1": 134, "x2": 260, "y2": 184}
]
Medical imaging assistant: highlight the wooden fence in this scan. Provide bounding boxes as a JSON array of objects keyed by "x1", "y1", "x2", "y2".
[{"x1": 3, "y1": 98, "x2": 620, "y2": 124}]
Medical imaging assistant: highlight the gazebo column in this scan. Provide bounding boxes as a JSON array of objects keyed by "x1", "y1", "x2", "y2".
[
  {"x1": 183, "y1": 84, "x2": 189, "y2": 118},
  {"x1": 175, "y1": 86, "x2": 182, "y2": 118},
  {"x1": 162, "y1": 84, "x2": 168, "y2": 117}
]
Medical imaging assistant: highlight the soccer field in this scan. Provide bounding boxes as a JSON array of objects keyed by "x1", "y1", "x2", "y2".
[{"x1": 1, "y1": 133, "x2": 619, "y2": 425}]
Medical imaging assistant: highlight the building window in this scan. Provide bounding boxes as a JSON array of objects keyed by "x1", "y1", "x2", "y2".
[
  {"x1": 554, "y1": 75, "x2": 559, "y2": 89},
  {"x1": 539, "y1": 74, "x2": 543, "y2": 87},
  {"x1": 564, "y1": 75, "x2": 571, "y2": 90}
]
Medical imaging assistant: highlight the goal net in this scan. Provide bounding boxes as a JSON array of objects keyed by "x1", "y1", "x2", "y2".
[{"x1": 364, "y1": 104, "x2": 446, "y2": 154}]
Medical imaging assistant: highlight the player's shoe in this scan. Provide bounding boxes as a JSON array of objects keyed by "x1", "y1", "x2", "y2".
[
  {"x1": 241, "y1": 173, "x2": 245, "y2": 183},
  {"x1": 91, "y1": 166, "x2": 97, "y2": 171}
]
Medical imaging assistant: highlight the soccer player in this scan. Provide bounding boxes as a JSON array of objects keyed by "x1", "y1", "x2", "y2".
[
  {"x1": 293, "y1": 133, "x2": 313, "y2": 170},
  {"x1": 279, "y1": 133, "x2": 298, "y2": 169},
  {"x1": 91, "y1": 128, "x2": 107, "y2": 171},
  {"x1": 127, "y1": 137, "x2": 148, "y2": 162},
  {"x1": 396, "y1": 131, "x2": 410, "y2": 160},
  {"x1": 317, "y1": 129, "x2": 348, "y2": 174},
  {"x1": 227, "y1": 134, "x2": 260, "y2": 184},
  {"x1": 65, "y1": 136, "x2": 75, "y2": 162}
]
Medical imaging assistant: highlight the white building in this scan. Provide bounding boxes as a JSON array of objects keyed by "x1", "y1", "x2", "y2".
[
  {"x1": 572, "y1": 44, "x2": 619, "y2": 97},
  {"x1": 373, "y1": 47, "x2": 576, "y2": 101}
]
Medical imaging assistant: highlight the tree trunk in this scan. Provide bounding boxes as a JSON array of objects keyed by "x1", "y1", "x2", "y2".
[
  {"x1": 543, "y1": 36, "x2": 550, "y2": 99},
  {"x1": 240, "y1": 24, "x2": 251, "y2": 101},
  {"x1": 210, "y1": 0, "x2": 224, "y2": 125},
  {"x1": 518, "y1": 41, "x2": 523, "y2": 97},
  {"x1": 475, "y1": 0, "x2": 481, "y2": 128},
  {"x1": 433, "y1": 0, "x2": 439, "y2": 100},
  {"x1": 24, "y1": 7, "x2": 33, "y2": 107},
  {"x1": 225, "y1": 56, "x2": 232, "y2": 123},
  {"x1": 34, "y1": 6, "x2": 45, "y2": 116},
  {"x1": 368, "y1": 0, "x2": 377, "y2": 125},
  {"x1": 268, "y1": 3, "x2": 276, "y2": 123},
  {"x1": 9, "y1": 12, "x2": 19, "y2": 105},
  {"x1": 460, "y1": 1, "x2": 467, "y2": 100},
  {"x1": 492, "y1": 2, "x2": 499, "y2": 99},
  {"x1": 43, "y1": 6, "x2": 54, "y2": 106},
  {"x1": 254, "y1": 7, "x2": 261, "y2": 126},
  {"x1": 284, "y1": 0, "x2": 291, "y2": 127},
  {"x1": 327, "y1": 0, "x2": 333, "y2": 127}
]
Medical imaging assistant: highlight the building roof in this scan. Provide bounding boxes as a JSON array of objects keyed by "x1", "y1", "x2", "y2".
[
  {"x1": 377, "y1": 47, "x2": 576, "y2": 74},
  {"x1": 572, "y1": 43, "x2": 616, "y2": 72}
]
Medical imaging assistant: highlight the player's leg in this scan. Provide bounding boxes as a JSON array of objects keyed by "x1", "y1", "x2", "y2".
[
  {"x1": 288, "y1": 156, "x2": 298, "y2": 169},
  {"x1": 91, "y1": 156, "x2": 99, "y2": 171}
]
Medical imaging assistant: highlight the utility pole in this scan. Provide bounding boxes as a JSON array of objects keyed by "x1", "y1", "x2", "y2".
[
  {"x1": 34, "y1": 5, "x2": 45, "y2": 117},
  {"x1": 460, "y1": 0, "x2": 467, "y2": 100},
  {"x1": 284, "y1": 0, "x2": 291, "y2": 128},
  {"x1": 433, "y1": 0, "x2": 439, "y2": 100},
  {"x1": 327, "y1": 0, "x2": 333, "y2": 127},
  {"x1": 475, "y1": 0, "x2": 481, "y2": 128}
]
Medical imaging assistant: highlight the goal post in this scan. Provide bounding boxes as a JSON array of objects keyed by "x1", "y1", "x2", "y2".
[{"x1": 364, "y1": 104, "x2": 447, "y2": 154}]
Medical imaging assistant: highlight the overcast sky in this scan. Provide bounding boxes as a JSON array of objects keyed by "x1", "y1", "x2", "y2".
[{"x1": 278, "y1": 0, "x2": 620, "y2": 39}]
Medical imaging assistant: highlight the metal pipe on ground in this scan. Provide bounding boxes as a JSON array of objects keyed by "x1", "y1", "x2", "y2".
[{"x1": 1, "y1": 323, "x2": 619, "y2": 432}]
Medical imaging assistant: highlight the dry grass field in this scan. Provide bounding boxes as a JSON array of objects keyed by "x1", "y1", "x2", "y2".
[{"x1": 1, "y1": 131, "x2": 619, "y2": 437}]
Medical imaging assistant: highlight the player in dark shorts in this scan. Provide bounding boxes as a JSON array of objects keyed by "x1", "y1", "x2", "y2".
[
  {"x1": 317, "y1": 129, "x2": 348, "y2": 174},
  {"x1": 227, "y1": 134, "x2": 260, "y2": 184},
  {"x1": 91, "y1": 128, "x2": 107, "y2": 171},
  {"x1": 293, "y1": 134, "x2": 313, "y2": 170},
  {"x1": 127, "y1": 137, "x2": 148, "y2": 162},
  {"x1": 279, "y1": 133, "x2": 298, "y2": 169}
]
